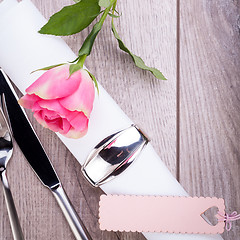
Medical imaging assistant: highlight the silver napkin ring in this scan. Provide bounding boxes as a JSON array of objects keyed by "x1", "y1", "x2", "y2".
[{"x1": 81, "y1": 125, "x2": 149, "y2": 187}]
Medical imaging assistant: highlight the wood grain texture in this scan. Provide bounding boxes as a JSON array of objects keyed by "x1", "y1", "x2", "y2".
[
  {"x1": 0, "y1": 0, "x2": 176, "y2": 239},
  {"x1": 1, "y1": 0, "x2": 239, "y2": 240},
  {"x1": 179, "y1": 1, "x2": 240, "y2": 240}
]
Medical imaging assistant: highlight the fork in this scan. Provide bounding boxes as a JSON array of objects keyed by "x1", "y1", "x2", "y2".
[{"x1": 0, "y1": 94, "x2": 24, "y2": 240}]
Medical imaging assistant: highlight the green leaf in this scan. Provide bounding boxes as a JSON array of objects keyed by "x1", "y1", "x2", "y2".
[
  {"x1": 78, "y1": 22, "x2": 102, "y2": 57},
  {"x1": 108, "y1": 8, "x2": 121, "y2": 18},
  {"x1": 98, "y1": 0, "x2": 111, "y2": 8},
  {"x1": 39, "y1": 0, "x2": 101, "y2": 36},
  {"x1": 68, "y1": 56, "x2": 80, "y2": 64},
  {"x1": 108, "y1": 12, "x2": 121, "y2": 18},
  {"x1": 111, "y1": 22, "x2": 166, "y2": 80},
  {"x1": 31, "y1": 63, "x2": 66, "y2": 73},
  {"x1": 113, "y1": 9, "x2": 120, "y2": 15},
  {"x1": 69, "y1": 64, "x2": 82, "y2": 77},
  {"x1": 86, "y1": 70, "x2": 99, "y2": 94}
]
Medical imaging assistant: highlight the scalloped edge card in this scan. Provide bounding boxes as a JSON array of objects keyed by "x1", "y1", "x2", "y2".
[{"x1": 99, "y1": 195, "x2": 225, "y2": 234}]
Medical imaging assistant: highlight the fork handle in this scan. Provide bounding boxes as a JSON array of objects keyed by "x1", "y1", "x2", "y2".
[{"x1": 1, "y1": 170, "x2": 24, "y2": 240}]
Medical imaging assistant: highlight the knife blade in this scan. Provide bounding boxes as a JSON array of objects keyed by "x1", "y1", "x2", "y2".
[{"x1": 0, "y1": 69, "x2": 92, "y2": 240}]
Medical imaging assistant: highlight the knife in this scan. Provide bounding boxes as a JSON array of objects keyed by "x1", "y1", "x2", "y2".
[{"x1": 0, "y1": 69, "x2": 92, "y2": 240}]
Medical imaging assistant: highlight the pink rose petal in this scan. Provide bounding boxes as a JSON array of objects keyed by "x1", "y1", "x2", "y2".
[
  {"x1": 62, "y1": 112, "x2": 89, "y2": 139},
  {"x1": 31, "y1": 102, "x2": 43, "y2": 112},
  {"x1": 34, "y1": 111, "x2": 50, "y2": 129},
  {"x1": 59, "y1": 118, "x2": 71, "y2": 135},
  {"x1": 18, "y1": 94, "x2": 41, "y2": 109},
  {"x1": 45, "y1": 118, "x2": 62, "y2": 132},
  {"x1": 63, "y1": 127, "x2": 88, "y2": 139},
  {"x1": 69, "y1": 112, "x2": 89, "y2": 131},
  {"x1": 26, "y1": 65, "x2": 81, "y2": 99},
  {"x1": 41, "y1": 109, "x2": 60, "y2": 121},
  {"x1": 37, "y1": 99, "x2": 70, "y2": 118},
  {"x1": 34, "y1": 109, "x2": 61, "y2": 132},
  {"x1": 59, "y1": 69, "x2": 95, "y2": 117}
]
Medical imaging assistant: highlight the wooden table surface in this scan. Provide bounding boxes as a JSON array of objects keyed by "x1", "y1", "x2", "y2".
[{"x1": 0, "y1": 0, "x2": 239, "y2": 240}]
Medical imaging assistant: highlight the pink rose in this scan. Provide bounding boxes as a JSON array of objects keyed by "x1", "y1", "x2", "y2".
[{"x1": 19, "y1": 65, "x2": 95, "y2": 139}]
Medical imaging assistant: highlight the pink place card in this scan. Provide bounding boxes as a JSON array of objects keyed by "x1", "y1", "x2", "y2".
[{"x1": 99, "y1": 195, "x2": 225, "y2": 234}]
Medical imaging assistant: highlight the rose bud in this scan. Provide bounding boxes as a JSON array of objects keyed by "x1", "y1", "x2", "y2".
[{"x1": 19, "y1": 64, "x2": 95, "y2": 139}]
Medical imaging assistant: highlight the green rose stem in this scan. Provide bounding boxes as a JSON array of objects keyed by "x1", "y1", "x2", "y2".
[
  {"x1": 77, "y1": 55, "x2": 87, "y2": 68},
  {"x1": 112, "y1": 0, "x2": 117, "y2": 17},
  {"x1": 69, "y1": 0, "x2": 117, "y2": 90},
  {"x1": 69, "y1": 0, "x2": 116, "y2": 93},
  {"x1": 76, "y1": 0, "x2": 116, "y2": 68}
]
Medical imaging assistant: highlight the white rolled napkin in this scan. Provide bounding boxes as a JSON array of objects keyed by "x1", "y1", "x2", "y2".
[{"x1": 0, "y1": 1, "x2": 222, "y2": 239}]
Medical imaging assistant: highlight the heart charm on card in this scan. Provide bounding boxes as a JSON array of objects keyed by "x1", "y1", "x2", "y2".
[
  {"x1": 200, "y1": 206, "x2": 219, "y2": 226},
  {"x1": 99, "y1": 195, "x2": 226, "y2": 234}
]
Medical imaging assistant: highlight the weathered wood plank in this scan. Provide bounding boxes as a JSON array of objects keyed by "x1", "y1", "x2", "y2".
[
  {"x1": 0, "y1": 0, "x2": 177, "y2": 239},
  {"x1": 179, "y1": 1, "x2": 240, "y2": 240}
]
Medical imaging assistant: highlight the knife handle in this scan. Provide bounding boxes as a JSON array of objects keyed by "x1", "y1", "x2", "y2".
[
  {"x1": 51, "y1": 184, "x2": 92, "y2": 240},
  {"x1": 1, "y1": 171, "x2": 24, "y2": 240}
]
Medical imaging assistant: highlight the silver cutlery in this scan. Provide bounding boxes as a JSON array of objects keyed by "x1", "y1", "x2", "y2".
[
  {"x1": 0, "y1": 94, "x2": 24, "y2": 240},
  {"x1": 0, "y1": 69, "x2": 92, "y2": 240}
]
